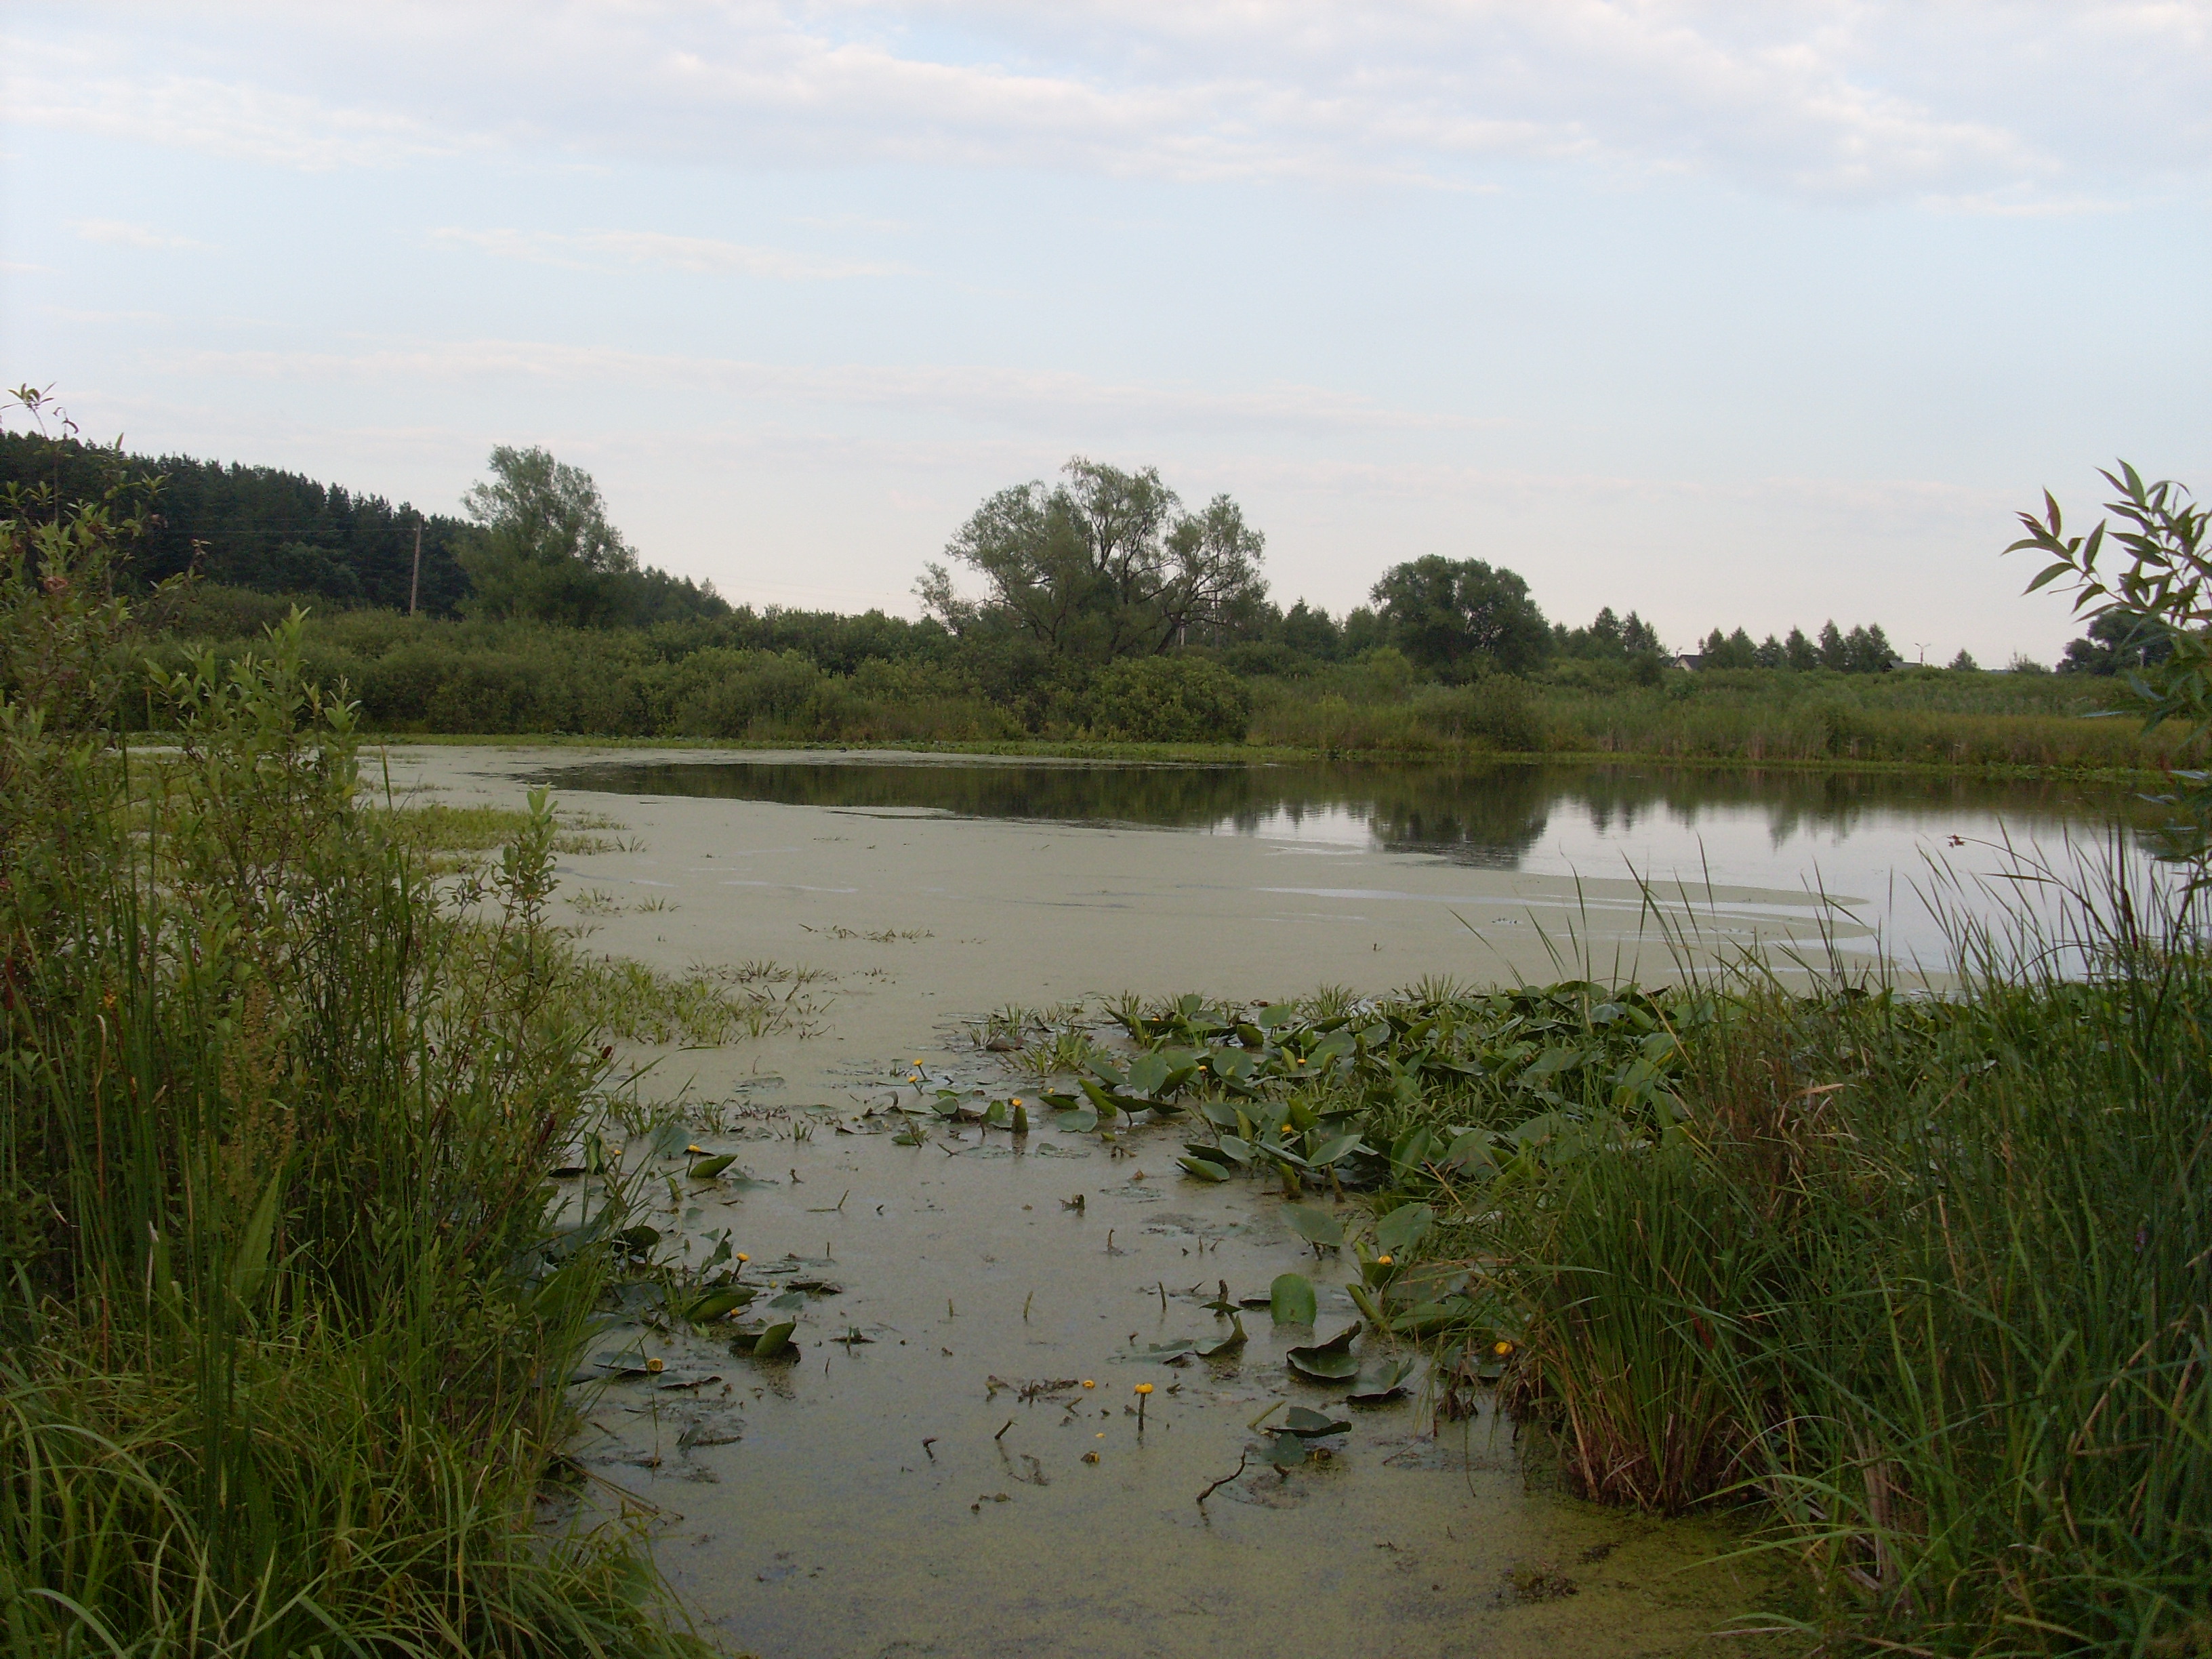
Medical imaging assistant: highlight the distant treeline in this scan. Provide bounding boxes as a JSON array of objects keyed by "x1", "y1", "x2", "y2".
[{"x1": 0, "y1": 432, "x2": 727, "y2": 627}]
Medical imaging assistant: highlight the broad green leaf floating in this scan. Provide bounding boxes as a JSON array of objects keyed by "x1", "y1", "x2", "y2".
[
  {"x1": 1281, "y1": 1204, "x2": 1345, "y2": 1250},
  {"x1": 1285, "y1": 1324, "x2": 1361, "y2": 1382},
  {"x1": 1374, "y1": 1202, "x2": 1435, "y2": 1255},
  {"x1": 1282, "y1": 1406, "x2": 1351, "y2": 1437},
  {"x1": 1269, "y1": 1272, "x2": 1317, "y2": 1326},
  {"x1": 686, "y1": 1153, "x2": 738, "y2": 1180},
  {"x1": 1347, "y1": 1355, "x2": 1418, "y2": 1402}
]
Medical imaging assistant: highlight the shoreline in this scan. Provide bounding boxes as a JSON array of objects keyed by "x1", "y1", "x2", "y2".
[{"x1": 359, "y1": 729, "x2": 2179, "y2": 787}]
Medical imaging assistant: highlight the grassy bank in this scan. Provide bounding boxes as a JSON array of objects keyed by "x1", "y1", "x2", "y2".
[
  {"x1": 131, "y1": 594, "x2": 2200, "y2": 779},
  {"x1": 1012, "y1": 851, "x2": 2207, "y2": 1654},
  {"x1": 2, "y1": 518, "x2": 703, "y2": 1649}
]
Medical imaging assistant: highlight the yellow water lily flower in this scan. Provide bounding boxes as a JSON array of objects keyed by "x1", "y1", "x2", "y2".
[
  {"x1": 1134, "y1": 1382, "x2": 1153, "y2": 1395},
  {"x1": 1081, "y1": 1378, "x2": 1096, "y2": 1389},
  {"x1": 645, "y1": 1357, "x2": 664, "y2": 1374},
  {"x1": 1376, "y1": 1254, "x2": 1393, "y2": 1266},
  {"x1": 1493, "y1": 1339, "x2": 1515, "y2": 1357}
]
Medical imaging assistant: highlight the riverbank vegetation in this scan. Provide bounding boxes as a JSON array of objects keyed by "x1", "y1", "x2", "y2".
[
  {"x1": 5, "y1": 420, "x2": 2191, "y2": 774},
  {"x1": 1, "y1": 409, "x2": 703, "y2": 1653},
  {"x1": 1061, "y1": 846, "x2": 2204, "y2": 1654},
  {"x1": 991, "y1": 467, "x2": 2212, "y2": 1653}
]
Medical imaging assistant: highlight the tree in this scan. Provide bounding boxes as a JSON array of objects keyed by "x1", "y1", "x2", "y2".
[
  {"x1": 459, "y1": 446, "x2": 641, "y2": 628},
  {"x1": 1277, "y1": 599, "x2": 1341, "y2": 659},
  {"x1": 2058, "y1": 610, "x2": 2171, "y2": 676},
  {"x1": 1370, "y1": 556, "x2": 1550, "y2": 677},
  {"x1": 920, "y1": 457, "x2": 1268, "y2": 662},
  {"x1": 1949, "y1": 648, "x2": 1980, "y2": 672},
  {"x1": 1784, "y1": 627, "x2": 1818, "y2": 670},
  {"x1": 1816, "y1": 620, "x2": 1847, "y2": 670}
]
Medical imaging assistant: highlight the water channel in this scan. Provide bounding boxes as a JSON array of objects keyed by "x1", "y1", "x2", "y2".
[{"x1": 382, "y1": 747, "x2": 2154, "y2": 1659}]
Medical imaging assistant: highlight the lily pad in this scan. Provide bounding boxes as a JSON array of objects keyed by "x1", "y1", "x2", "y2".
[
  {"x1": 747, "y1": 1321, "x2": 797, "y2": 1359},
  {"x1": 681, "y1": 1286, "x2": 758, "y2": 1323},
  {"x1": 1304, "y1": 1133, "x2": 1367, "y2": 1168},
  {"x1": 1262, "y1": 1429, "x2": 1309, "y2": 1468},
  {"x1": 1374, "y1": 1202, "x2": 1435, "y2": 1255},
  {"x1": 1176, "y1": 1155, "x2": 1231, "y2": 1183},
  {"x1": 766, "y1": 1290, "x2": 806, "y2": 1311},
  {"x1": 1052, "y1": 1105, "x2": 1100, "y2": 1133},
  {"x1": 1268, "y1": 1272, "x2": 1317, "y2": 1327},
  {"x1": 1285, "y1": 1324, "x2": 1361, "y2": 1382},
  {"x1": 1282, "y1": 1406, "x2": 1351, "y2": 1437},
  {"x1": 686, "y1": 1153, "x2": 739, "y2": 1180},
  {"x1": 1347, "y1": 1355, "x2": 1418, "y2": 1402},
  {"x1": 1281, "y1": 1204, "x2": 1345, "y2": 1250}
]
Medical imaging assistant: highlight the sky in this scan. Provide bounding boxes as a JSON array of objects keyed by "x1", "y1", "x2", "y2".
[{"x1": 4, "y1": 2, "x2": 2209, "y2": 663}]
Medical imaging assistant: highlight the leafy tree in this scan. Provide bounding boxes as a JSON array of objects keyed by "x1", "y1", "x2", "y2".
[
  {"x1": 1949, "y1": 648, "x2": 1980, "y2": 672},
  {"x1": 1755, "y1": 634, "x2": 1784, "y2": 668},
  {"x1": 2057, "y1": 610, "x2": 2171, "y2": 676},
  {"x1": 1276, "y1": 599, "x2": 1341, "y2": 659},
  {"x1": 459, "y1": 447, "x2": 644, "y2": 628},
  {"x1": 1698, "y1": 627, "x2": 1760, "y2": 670},
  {"x1": 1553, "y1": 606, "x2": 1662, "y2": 661},
  {"x1": 1842, "y1": 623, "x2": 1898, "y2": 673},
  {"x1": 1784, "y1": 627, "x2": 1818, "y2": 670},
  {"x1": 921, "y1": 457, "x2": 1267, "y2": 663},
  {"x1": 1816, "y1": 620, "x2": 1847, "y2": 670},
  {"x1": 1370, "y1": 556, "x2": 1550, "y2": 677}
]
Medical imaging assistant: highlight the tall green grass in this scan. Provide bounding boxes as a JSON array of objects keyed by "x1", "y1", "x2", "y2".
[
  {"x1": 1, "y1": 514, "x2": 700, "y2": 1651},
  {"x1": 1457, "y1": 849, "x2": 2211, "y2": 1653}
]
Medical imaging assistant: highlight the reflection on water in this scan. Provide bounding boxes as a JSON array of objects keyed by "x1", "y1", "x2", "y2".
[{"x1": 539, "y1": 754, "x2": 2150, "y2": 895}]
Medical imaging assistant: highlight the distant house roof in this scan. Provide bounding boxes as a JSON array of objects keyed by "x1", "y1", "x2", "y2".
[{"x1": 1671, "y1": 653, "x2": 1704, "y2": 670}]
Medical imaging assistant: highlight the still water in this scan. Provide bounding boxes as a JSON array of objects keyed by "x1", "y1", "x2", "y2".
[
  {"x1": 538, "y1": 754, "x2": 2155, "y2": 964},
  {"x1": 457, "y1": 749, "x2": 2157, "y2": 1657}
]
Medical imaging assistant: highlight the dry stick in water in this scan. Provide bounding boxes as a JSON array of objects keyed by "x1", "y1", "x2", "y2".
[{"x1": 1196, "y1": 1452, "x2": 1250, "y2": 1507}]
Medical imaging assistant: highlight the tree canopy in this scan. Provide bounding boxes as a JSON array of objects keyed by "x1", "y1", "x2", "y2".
[
  {"x1": 1369, "y1": 556, "x2": 1551, "y2": 676},
  {"x1": 920, "y1": 457, "x2": 1269, "y2": 661},
  {"x1": 458, "y1": 446, "x2": 723, "y2": 628}
]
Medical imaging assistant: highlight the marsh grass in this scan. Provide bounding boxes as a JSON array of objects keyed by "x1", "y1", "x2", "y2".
[
  {"x1": 1446, "y1": 844, "x2": 2212, "y2": 1654},
  {"x1": 0, "y1": 506, "x2": 701, "y2": 1654}
]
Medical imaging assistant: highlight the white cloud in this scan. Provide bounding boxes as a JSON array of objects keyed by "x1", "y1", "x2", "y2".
[
  {"x1": 68, "y1": 218, "x2": 213, "y2": 251},
  {"x1": 430, "y1": 226, "x2": 912, "y2": 281},
  {"x1": 9, "y1": 3, "x2": 2209, "y2": 202}
]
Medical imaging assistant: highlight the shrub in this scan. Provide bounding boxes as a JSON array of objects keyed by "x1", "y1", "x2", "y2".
[{"x1": 1081, "y1": 654, "x2": 1252, "y2": 743}]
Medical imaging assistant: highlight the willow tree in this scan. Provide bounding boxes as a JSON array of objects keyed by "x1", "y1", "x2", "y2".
[{"x1": 919, "y1": 457, "x2": 1268, "y2": 661}]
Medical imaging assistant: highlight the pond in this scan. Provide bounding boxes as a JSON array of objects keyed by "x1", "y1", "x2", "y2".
[
  {"x1": 530, "y1": 752, "x2": 2156, "y2": 968},
  {"x1": 383, "y1": 746, "x2": 2155, "y2": 1659}
]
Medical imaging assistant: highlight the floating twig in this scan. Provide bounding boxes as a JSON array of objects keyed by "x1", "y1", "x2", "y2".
[{"x1": 1196, "y1": 1452, "x2": 1249, "y2": 1507}]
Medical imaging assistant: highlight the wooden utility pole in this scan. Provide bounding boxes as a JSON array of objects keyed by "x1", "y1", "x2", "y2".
[{"x1": 408, "y1": 516, "x2": 423, "y2": 615}]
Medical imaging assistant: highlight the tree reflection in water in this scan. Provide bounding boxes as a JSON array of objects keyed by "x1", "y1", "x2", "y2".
[{"x1": 531, "y1": 756, "x2": 2148, "y2": 872}]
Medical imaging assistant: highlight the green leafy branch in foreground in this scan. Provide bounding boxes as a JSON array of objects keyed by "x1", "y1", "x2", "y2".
[{"x1": 2011, "y1": 462, "x2": 2212, "y2": 865}]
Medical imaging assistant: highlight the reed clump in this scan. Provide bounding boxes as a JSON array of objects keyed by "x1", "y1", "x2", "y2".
[
  {"x1": 1460, "y1": 857, "x2": 2211, "y2": 1654},
  {"x1": 1, "y1": 486, "x2": 699, "y2": 1650}
]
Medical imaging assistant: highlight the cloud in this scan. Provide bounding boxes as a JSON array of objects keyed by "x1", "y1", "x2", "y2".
[
  {"x1": 430, "y1": 227, "x2": 911, "y2": 281},
  {"x1": 11, "y1": 3, "x2": 2209, "y2": 203},
  {"x1": 152, "y1": 335, "x2": 1494, "y2": 436},
  {"x1": 68, "y1": 218, "x2": 213, "y2": 251}
]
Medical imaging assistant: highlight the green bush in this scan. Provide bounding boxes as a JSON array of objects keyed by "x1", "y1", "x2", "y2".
[{"x1": 1081, "y1": 654, "x2": 1252, "y2": 743}]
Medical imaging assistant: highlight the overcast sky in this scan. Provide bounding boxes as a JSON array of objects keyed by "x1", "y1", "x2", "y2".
[{"x1": 5, "y1": 3, "x2": 2209, "y2": 661}]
